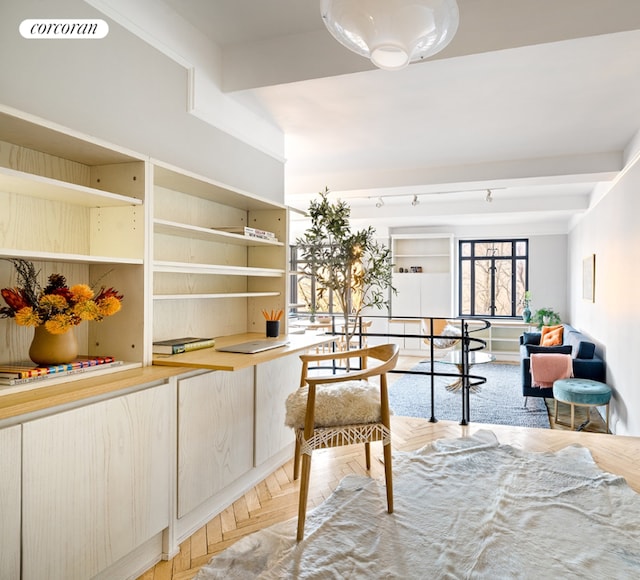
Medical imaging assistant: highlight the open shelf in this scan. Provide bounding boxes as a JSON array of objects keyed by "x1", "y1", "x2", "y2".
[
  {"x1": 153, "y1": 260, "x2": 284, "y2": 277},
  {"x1": 0, "y1": 248, "x2": 143, "y2": 265},
  {"x1": 153, "y1": 291, "x2": 280, "y2": 300},
  {"x1": 0, "y1": 166, "x2": 142, "y2": 207},
  {"x1": 154, "y1": 218, "x2": 283, "y2": 246}
]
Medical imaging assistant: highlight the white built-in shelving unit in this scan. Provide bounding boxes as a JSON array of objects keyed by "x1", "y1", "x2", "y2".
[
  {"x1": 151, "y1": 161, "x2": 288, "y2": 346},
  {"x1": 390, "y1": 233, "x2": 455, "y2": 318}
]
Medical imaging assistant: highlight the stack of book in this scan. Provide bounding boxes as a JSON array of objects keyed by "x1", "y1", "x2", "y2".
[
  {"x1": 215, "y1": 226, "x2": 278, "y2": 242},
  {"x1": 0, "y1": 356, "x2": 123, "y2": 386},
  {"x1": 152, "y1": 336, "x2": 215, "y2": 355},
  {"x1": 243, "y1": 226, "x2": 277, "y2": 241}
]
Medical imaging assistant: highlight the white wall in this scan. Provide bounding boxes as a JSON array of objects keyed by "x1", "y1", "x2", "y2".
[
  {"x1": 568, "y1": 156, "x2": 640, "y2": 436},
  {"x1": 0, "y1": 0, "x2": 284, "y2": 201}
]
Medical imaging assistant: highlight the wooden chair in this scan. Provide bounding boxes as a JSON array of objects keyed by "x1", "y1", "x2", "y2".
[
  {"x1": 285, "y1": 343, "x2": 400, "y2": 541},
  {"x1": 421, "y1": 318, "x2": 461, "y2": 355}
]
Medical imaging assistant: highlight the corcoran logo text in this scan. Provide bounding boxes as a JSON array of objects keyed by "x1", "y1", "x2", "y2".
[{"x1": 20, "y1": 19, "x2": 109, "y2": 39}]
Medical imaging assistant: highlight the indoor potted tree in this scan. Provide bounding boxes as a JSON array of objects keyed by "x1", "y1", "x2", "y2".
[{"x1": 296, "y1": 187, "x2": 395, "y2": 354}]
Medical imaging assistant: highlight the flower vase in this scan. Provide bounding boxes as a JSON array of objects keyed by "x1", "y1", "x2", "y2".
[
  {"x1": 522, "y1": 306, "x2": 531, "y2": 323},
  {"x1": 29, "y1": 325, "x2": 78, "y2": 366}
]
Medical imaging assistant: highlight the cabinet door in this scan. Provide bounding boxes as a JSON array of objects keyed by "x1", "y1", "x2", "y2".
[
  {"x1": 420, "y1": 272, "x2": 453, "y2": 317},
  {"x1": 0, "y1": 425, "x2": 21, "y2": 580},
  {"x1": 22, "y1": 384, "x2": 173, "y2": 580},
  {"x1": 177, "y1": 368, "x2": 254, "y2": 518},
  {"x1": 388, "y1": 320, "x2": 406, "y2": 349},
  {"x1": 391, "y1": 274, "x2": 421, "y2": 317},
  {"x1": 254, "y1": 355, "x2": 302, "y2": 466}
]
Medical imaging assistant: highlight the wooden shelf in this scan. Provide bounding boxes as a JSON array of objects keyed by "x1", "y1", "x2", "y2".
[
  {"x1": 0, "y1": 166, "x2": 142, "y2": 207},
  {"x1": 153, "y1": 260, "x2": 284, "y2": 277},
  {"x1": 153, "y1": 291, "x2": 280, "y2": 300},
  {"x1": 154, "y1": 218, "x2": 283, "y2": 246},
  {"x1": 0, "y1": 248, "x2": 143, "y2": 265},
  {"x1": 154, "y1": 163, "x2": 285, "y2": 211}
]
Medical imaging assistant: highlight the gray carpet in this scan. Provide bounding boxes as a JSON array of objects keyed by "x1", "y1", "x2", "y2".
[{"x1": 389, "y1": 361, "x2": 550, "y2": 428}]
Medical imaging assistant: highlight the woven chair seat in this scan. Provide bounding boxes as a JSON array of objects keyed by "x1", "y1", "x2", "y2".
[{"x1": 295, "y1": 423, "x2": 391, "y2": 455}]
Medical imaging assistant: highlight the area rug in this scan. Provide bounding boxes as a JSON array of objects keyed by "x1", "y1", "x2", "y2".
[
  {"x1": 388, "y1": 361, "x2": 550, "y2": 428},
  {"x1": 195, "y1": 430, "x2": 640, "y2": 579}
]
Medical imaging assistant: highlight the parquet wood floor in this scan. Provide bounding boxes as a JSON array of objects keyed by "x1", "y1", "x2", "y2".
[{"x1": 137, "y1": 357, "x2": 617, "y2": 580}]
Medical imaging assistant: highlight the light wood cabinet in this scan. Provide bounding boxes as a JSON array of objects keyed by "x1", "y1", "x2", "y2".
[
  {"x1": 0, "y1": 106, "x2": 295, "y2": 579},
  {"x1": 21, "y1": 382, "x2": 173, "y2": 580},
  {"x1": 0, "y1": 424, "x2": 20, "y2": 580},
  {"x1": 177, "y1": 368, "x2": 254, "y2": 518},
  {"x1": 254, "y1": 354, "x2": 301, "y2": 466}
]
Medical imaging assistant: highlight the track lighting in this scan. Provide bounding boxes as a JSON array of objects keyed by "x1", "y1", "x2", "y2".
[
  {"x1": 485, "y1": 189, "x2": 493, "y2": 203},
  {"x1": 376, "y1": 197, "x2": 384, "y2": 208},
  {"x1": 412, "y1": 194, "x2": 419, "y2": 206}
]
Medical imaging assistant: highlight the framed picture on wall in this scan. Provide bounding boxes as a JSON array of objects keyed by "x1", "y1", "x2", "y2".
[{"x1": 582, "y1": 254, "x2": 595, "y2": 302}]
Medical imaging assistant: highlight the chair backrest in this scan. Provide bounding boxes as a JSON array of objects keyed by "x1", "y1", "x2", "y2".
[
  {"x1": 421, "y1": 318, "x2": 463, "y2": 349},
  {"x1": 300, "y1": 343, "x2": 400, "y2": 388},
  {"x1": 421, "y1": 318, "x2": 449, "y2": 341}
]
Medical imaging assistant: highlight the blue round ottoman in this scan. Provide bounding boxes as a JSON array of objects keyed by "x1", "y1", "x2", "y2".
[{"x1": 553, "y1": 378, "x2": 611, "y2": 432}]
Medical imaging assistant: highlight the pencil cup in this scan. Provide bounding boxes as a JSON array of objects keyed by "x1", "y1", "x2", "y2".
[{"x1": 266, "y1": 320, "x2": 280, "y2": 338}]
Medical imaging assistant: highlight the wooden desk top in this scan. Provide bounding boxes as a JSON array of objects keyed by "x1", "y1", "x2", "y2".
[
  {"x1": 152, "y1": 332, "x2": 336, "y2": 371},
  {"x1": 0, "y1": 333, "x2": 336, "y2": 423},
  {"x1": 0, "y1": 365, "x2": 183, "y2": 423}
]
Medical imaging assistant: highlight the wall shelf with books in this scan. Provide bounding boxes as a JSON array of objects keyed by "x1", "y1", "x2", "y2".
[
  {"x1": 154, "y1": 219, "x2": 284, "y2": 247},
  {"x1": 0, "y1": 105, "x2": 148, "y2": 371},
  {"x1": 151, "y1": 160, "x2": 288, "y2": 347}
]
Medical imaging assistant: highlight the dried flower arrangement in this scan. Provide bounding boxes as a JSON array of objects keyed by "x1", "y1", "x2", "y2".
[{"x1": 1, "y1": 259, "x2": 123, "y2": 335}]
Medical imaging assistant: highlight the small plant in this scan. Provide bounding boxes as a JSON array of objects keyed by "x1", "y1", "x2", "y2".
[{"x1": 531, "y1": 307, "x2": 561, "y2": 329}]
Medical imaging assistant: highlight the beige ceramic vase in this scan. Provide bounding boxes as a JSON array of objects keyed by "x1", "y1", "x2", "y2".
[{"x1": 29, "y1": 325, "x2": 78, "y2": 366}]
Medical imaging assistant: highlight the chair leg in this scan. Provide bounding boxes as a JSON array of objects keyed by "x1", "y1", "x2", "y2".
[
  {"x1": 296, "y1": 451, "x2": 313, "y2": 542},
  {"x1": 364, "y1": 441, "x2": 371, "y2": 470},
  {"x1": 523, "y1": 396, "x2": 528, "y2": 408},
  {"x1": 383, "y1": 441, "x2": 394, "y2": 514},
  {"x1": 554, "y1": 399, "x2": 559, "y2": 423},
  {"x1": 293, "y1": 436, "x2": 301, "y2": 480}
]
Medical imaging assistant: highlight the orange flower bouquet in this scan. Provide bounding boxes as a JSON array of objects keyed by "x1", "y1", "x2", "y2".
[{"x1": 1, "y1": 259, "x2": 123, "y2": 335}]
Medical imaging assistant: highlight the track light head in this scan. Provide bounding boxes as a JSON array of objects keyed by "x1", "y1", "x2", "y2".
[
  {"x1": 412, "y1": 194, "x2": 419, "y2": 206},
  {"x1": 485, "y1": 189, "x2": 493, "y2": 203},
  {"x1": 376, "y1": 197, "x2": 384, "y2": 208}
]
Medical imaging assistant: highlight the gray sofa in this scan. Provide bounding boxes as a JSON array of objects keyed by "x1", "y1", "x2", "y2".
[{"x1": 519, "y1": 323, "x2": 605, "y2": 400}]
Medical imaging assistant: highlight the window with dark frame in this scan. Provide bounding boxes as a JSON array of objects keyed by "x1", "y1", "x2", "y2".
[
  {"x1": 458, "y1": 239, "x2": 529, "y2": 318},
  {"x1": 289, "y1": 245, "x2": 335, "y2": 316}
]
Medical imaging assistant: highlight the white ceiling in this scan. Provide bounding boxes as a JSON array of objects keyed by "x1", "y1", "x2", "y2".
[{"x1": 154, "y1": 1, "x2": 640, "y2": 232}]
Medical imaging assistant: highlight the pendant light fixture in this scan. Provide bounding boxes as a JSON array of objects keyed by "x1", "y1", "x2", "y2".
[{"x1": 320, "y1": 0, "x2": 459, "y2": 71}]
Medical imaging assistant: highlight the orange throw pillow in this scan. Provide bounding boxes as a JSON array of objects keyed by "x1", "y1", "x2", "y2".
[{"x1": 540, "y1": 325, "x2": 563, "y2": 346}]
